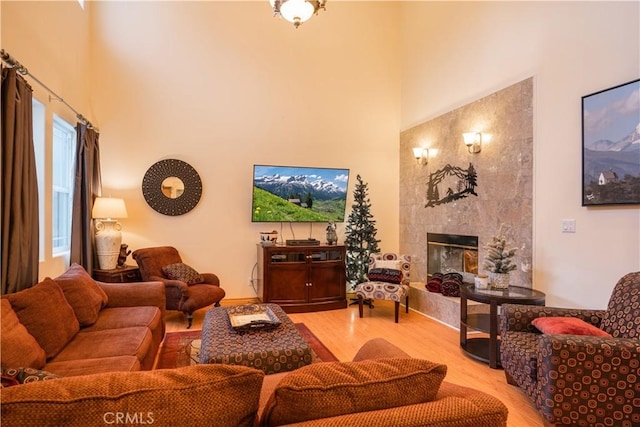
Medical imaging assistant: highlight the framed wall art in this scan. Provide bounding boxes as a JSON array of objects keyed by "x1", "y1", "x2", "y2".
[{"x1": 582, "y1": 78, "x2": 640, "y2": 206}]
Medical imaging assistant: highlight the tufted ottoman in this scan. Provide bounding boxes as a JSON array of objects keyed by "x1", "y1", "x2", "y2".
[{"x1": 199, "y1": 303, "x2": 312, "y2": 374}]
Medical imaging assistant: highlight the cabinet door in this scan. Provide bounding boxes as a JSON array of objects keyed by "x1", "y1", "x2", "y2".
[
  {"x1": 308, "y1": 249, "x2": 345, "y2": 303},
  {"x1": 266, "y1": 250, "x2": 308, "y2": 305}
]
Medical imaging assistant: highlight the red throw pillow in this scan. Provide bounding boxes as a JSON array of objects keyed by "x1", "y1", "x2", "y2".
[
  {"x1": 366, "y1": 268, "x2": 402, "y2": 284},
  {"x1": 531, "y1": 317, "x2": 612, "y2": 338}
]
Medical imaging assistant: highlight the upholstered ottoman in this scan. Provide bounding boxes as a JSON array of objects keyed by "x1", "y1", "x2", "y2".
[{"x1": 199, "y1": 303, "x2": 312, "y2": 374}]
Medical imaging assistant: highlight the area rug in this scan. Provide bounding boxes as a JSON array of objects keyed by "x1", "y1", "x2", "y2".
[{"x1": 156, "y1": 323, "x2": 338, "y2": 369}]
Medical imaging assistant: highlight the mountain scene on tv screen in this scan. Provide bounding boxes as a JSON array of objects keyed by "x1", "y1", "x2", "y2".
[
  {"x1": 253, "y1": 168, "x2": 348, "y2": 222},
  {"x1": 583, "y1": 122, "x2": 640, "y2": 204}
]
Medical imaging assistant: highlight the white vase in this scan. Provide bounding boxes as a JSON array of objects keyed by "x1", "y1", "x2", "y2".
[
  {"x1": 95, "y1": 219, "x2": 122, "y2": 270},
  {"x1": 490, "y1": 272, "x2": 510, "y2": 289}
]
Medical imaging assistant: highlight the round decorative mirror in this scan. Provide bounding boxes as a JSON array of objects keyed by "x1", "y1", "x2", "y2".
[{"x1": 142, "y1": 159, "x2": 202, "y2": 216}]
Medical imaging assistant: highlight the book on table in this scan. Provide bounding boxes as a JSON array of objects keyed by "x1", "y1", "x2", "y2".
[{"x1": 227, "y1": 304, "x2": 281, "y2": 331}]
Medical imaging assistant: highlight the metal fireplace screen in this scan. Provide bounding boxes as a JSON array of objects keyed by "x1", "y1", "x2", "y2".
[{"x1": 427, "y1": 233, "x2": 478, "y2": 278}]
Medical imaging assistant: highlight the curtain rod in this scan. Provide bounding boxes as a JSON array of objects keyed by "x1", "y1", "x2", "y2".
[{"x1": 1, "y1": 49, "x2": 98, "y2": 131}]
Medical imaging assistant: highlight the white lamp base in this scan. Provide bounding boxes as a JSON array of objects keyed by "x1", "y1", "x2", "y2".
[{"x1": 95, "y1": 219, "x2": 122, "y2": 270}]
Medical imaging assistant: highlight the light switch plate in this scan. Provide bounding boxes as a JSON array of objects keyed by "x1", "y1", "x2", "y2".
[{"x1": 561, "y1": 219, "x2": 576, "y2": 233}]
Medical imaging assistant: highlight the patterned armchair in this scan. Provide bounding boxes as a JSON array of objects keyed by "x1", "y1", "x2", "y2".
[
  {"x1": 355, "y1": 253, "x2": 411, "y2": 323},
  {"x1": 500, "y1": 272, "x2": 640, "y2": 426}
]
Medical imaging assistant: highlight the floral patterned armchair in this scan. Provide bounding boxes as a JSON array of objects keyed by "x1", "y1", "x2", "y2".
[
  {"x1": 355, "y1": 253, "x2": 411, "y2": 323},
  {"x1": 500, "y1": 272, "x2": 640, "y2": 426}
]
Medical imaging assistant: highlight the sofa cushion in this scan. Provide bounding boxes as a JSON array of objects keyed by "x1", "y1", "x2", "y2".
[
  {"x1": 53, "y1": 263, "x2": 108, "y2": 326},
  {"x1": 532, "y1": 317, "x2": 612, "y2": 338},
  {"x1": 1, "y1": 367, "x2": 59, "y2": 386},
  {"x1": 44, "y1": 356, "x2": 141, "y2": 377},
  {"x1": 0, "y1": 365, "x2": 264, "y2": 427},
  {"x1": 51, "y1": 327, "x2": 153, "y2": 369},
  {"x1": 0, "y1": 299, "x2": 47, "y2": 369},
  {"x1": 162, "y1": 262, "x2": 204, "y2": 285},
  {"x1": 260, "y1": 357, "x2": 447, "y2": 426},
  {"x1": 5, "y1": 278, "x2": 79, "y2": 359},
  {"x1": 82, "y1": 306, "x2": 164, "y2": 351}
]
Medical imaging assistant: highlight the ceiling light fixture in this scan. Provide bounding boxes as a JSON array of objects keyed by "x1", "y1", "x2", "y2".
[{"x1": 270, "y1": 0, "x2": 327, "y2": 28}]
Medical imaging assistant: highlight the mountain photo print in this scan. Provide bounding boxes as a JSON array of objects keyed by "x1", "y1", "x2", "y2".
[{"x1": 582, "y1": 78, "x2": 640, "y2": 206}]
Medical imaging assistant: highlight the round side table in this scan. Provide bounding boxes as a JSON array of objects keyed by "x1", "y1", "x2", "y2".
[{"x1": 460, "y1": 284, "x2": 546, "y2": 368}]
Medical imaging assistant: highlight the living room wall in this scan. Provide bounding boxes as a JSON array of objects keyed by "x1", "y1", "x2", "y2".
[
  {"x1": 89, "y1": 1, "x2": 401, "y2": 298},
  {"x1": 400, "y1": 78, "x2": 534, "y2": 290},
  {"x1": 400, "y1": 1, "x2": 640, "y2": 308},
  {"x1": 1, "y1": 0, "x2": 92, "y2": 279},
  {"x1": 2, "y1": 2, "x2": 401, "y2": 299},
  {"x1": 2, "y1": 2, "x2": 638, "y2": 309}
]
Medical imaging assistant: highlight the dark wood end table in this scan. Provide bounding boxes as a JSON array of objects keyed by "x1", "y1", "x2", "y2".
[
  {"x1": 460, "y1": 284, "x2": 545, "y2": 369},
  {"x1": 92, "y1": 265, "x2": 142, "y2": 283}
]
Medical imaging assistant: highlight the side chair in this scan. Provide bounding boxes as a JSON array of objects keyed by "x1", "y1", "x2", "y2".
[
  {"x1": 500, "y1": 271, "x2": 640, "y2": 426},
  {"x1": 355, "y1": 253, "x2": 411, "y2": 323},
  {"x1": 132, "y1": 246, "x2": 225, "y2": 328}
]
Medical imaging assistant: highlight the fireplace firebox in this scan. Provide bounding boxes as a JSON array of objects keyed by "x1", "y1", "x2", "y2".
[{"x1": 427, "y1": 233, "x2": 478, "y2": 279}]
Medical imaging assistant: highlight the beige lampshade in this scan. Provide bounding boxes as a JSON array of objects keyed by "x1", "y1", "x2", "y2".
[{"x1": 92, "y1": 197, "x2": 128, "y2": 219}]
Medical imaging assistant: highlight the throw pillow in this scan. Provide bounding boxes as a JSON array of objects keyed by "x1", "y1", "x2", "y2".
[
  {"x1": 374, "y1": 260, "x2": 402, "y2": 270},
  {"x1": 532, "y1": 317, "x2": 613, "y2": 338},
  {"x1": 162, "y1": 263, "x2": 204, "y2": 285},
  {"x1": 366, "y1": 268, "x2": 402, "y2": 284},
  {"x1": 1, "y1": 367, "x2": 60, "y2": 387},
  {"x1": 260, "y1": 358, "x2": 447, "y2": 426},
  {"x1": 6, "y1": 278, "x2": 80, "y2": 359},
  {"x1": 54, "y1": 263, "x2": 109, "y2": 327},
  {"x1": 0, "y1": 299, "x2": 46, "y2": 369}
]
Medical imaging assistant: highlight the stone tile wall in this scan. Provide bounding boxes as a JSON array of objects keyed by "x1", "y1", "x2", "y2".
[{"x1": 400, "y1": 78, "x2": 533, "y2": 291}]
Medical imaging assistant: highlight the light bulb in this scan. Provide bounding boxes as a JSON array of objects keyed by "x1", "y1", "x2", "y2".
[{"x1": 280, "y1": 0, "x2": 314, "y2": 25}]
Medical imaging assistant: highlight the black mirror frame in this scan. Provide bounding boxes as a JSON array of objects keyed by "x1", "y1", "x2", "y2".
[{"x1": 142, "y1": 159, "x2": 202, "y2": 216}]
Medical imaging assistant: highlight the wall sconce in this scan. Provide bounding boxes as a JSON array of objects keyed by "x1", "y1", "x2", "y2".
[
  {"x1": 413, "y1": 147, "x2": 429, "y2": 165},
  {"x1": 92, "y1": 197, "x2": 128, "y2": 270},
  {"x1": 462, "y1": 132, "x2": 482, "y2": 154}
]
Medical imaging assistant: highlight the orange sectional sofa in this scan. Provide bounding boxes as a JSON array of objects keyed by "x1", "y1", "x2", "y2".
[
  {"x1": 1, "y1": 264, "x2": 165, "y2": 377},
  {"x1": 2, "y1": 336, "x2": 508, "y2": 426}
]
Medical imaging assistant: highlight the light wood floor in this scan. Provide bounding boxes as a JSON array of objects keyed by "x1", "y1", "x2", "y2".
[{"x1": 164, "y1": 299, "x2": 548, "y2": 427}]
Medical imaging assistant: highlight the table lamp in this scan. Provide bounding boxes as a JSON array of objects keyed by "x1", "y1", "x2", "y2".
[{"x1": 92, "y1": 197, "x2": 128, "y2": 270}]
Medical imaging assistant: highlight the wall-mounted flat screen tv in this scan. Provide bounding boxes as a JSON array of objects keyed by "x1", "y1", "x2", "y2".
[{"x1": 252, "y1": 165, "x2": 350, "y2": 223}]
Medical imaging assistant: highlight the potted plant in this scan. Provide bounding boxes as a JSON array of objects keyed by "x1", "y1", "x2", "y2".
[{"x1": 482, "y1": 225, "x2": 517, "y2": 289}]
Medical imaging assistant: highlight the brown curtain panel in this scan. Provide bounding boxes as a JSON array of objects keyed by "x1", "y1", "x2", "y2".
[
  {"x1": 70, "y1": 123, "x2": 101, "y2": 273},
  {"x1": 1, "y1": 67, "x2": 39, "y2": 294}
]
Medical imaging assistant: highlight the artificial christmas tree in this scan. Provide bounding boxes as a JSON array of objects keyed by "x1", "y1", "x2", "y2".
[
  {"x1": 482, "y1": 224, "x2": 517, "y2": 289},
  {"x1": 344, "y1": 175, "x2": 381, "y2": 288}
]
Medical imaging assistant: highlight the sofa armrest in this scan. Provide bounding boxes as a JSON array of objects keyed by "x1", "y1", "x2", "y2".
[
  {"x1": 201, "y1": 273, "x2": 220, "y2": 286},
  {"x1": 98, "y1": 281, "x2": 166, "y2": 315},
  {"x1": 500, "y1": 303, "x2": 606, "y2": 334},
  {"x1": 536, "y1": 334, "x2": 640, "y2": 425},
  {"x1": 352, "y1": 338, "x2": 410, "y2": 361},
  {"x1": 279, "y1": 382, "x2": 508, "y2": 427}
]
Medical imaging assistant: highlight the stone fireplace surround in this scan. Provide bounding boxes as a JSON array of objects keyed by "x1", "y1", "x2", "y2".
[{"x1": 399, "y1": 78, "x2": 533, "y2": 327}]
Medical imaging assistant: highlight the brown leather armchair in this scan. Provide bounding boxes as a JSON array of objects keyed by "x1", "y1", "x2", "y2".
[
  {"x1": 500, "y1": 272, "x2": 640, "y2": 426},
  {"x1": 132, "y1": 246, "x2": 225, "y2": 328}
]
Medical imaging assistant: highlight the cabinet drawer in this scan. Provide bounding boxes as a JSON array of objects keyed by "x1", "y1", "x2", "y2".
[{"x1": 93, "y1": 266, "x2": 142, "y2": 283}]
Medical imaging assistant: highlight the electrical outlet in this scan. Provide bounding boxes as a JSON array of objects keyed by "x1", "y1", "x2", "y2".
[{"x1": 561, "y1": 219, "x2": 576, "y2": 233}]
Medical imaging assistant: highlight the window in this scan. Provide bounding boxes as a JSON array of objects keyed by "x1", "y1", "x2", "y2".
[{"x1": 52, "y1": 115, "x2": 76, "y2": 254}]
